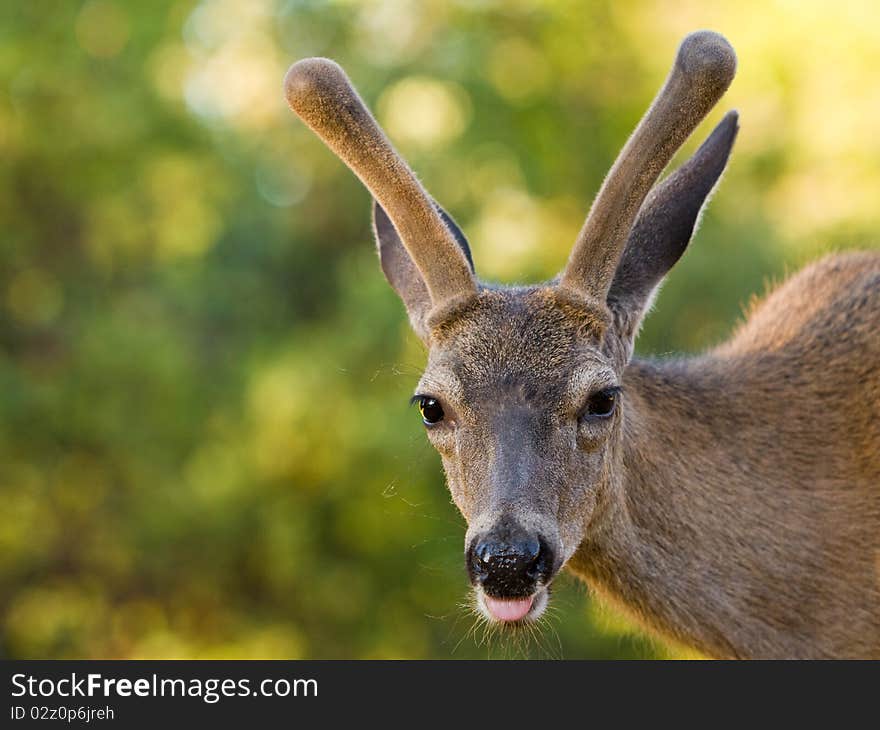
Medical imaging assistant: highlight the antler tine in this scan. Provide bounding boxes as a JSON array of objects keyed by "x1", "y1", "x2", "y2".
[
  {"x1": 560, "y1": 31, "x2": 737, "y2": 300},
  {"x1": 285, "y1": 58, "x2": 477, "y2": 305}
]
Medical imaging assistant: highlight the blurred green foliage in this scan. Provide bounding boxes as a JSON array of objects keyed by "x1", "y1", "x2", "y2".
[{"x1": 1, "y1": 0, "x2": 877, "y2": 658}]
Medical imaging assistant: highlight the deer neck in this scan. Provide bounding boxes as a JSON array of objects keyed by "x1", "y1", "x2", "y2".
[{"x1": 568, "y1": 357, "x2": 764, "y2": 658}]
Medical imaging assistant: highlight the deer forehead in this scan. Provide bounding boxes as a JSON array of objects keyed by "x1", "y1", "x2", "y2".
[{"x1": 419, "y1": 287, "x2": 616, "y2": 409}]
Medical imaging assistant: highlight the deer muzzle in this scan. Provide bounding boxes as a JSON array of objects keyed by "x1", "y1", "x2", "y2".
[{"x1": 466, "y1": 516, "x2": 556, "y2": 622}]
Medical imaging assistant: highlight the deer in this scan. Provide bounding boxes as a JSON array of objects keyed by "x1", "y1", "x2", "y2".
[{"x1": 283, "y1": 31, "x2": 880, "y2": 659}]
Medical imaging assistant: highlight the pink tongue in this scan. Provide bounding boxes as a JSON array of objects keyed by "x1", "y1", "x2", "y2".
[{"x1": 484, "y1": 595, "x2": 534, "y2": 622}]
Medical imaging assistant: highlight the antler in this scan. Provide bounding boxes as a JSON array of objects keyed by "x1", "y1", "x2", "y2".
[
  {"x1": 285, "y1": 58, "x2": 477, "y2": 305},
  {"x1": 560, "y1": 31, "x2": 737, "y2": 300}
]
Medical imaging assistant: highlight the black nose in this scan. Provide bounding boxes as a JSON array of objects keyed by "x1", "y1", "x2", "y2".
[{"x1": 467, "y1": 523, "x2": 553, "y2": 598}]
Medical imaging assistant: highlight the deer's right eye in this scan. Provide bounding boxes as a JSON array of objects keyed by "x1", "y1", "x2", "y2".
[{"x1": 412, "y1": 396, "x2": 445, "y2": 425}]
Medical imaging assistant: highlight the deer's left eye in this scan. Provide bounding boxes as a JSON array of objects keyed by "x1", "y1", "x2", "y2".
[
  {"x1": 582, "y1": 387, "x2": 620, "y2": 419},
  {"x1": 413, "y1": 396, "x2": 445, "y2": 425}
]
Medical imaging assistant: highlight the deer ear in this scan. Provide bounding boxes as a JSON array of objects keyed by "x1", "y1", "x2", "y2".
[
  {"x1": 373, "y1": 199, "x2": 474, "y2": 341},
  {"x1": 608, "y1": 111, "x2": 738, "y2": 340}
]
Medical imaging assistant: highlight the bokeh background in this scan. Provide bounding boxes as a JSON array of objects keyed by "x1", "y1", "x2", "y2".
[{"x1": 2, "y1": 0, "x2": 878, "y2": 659}]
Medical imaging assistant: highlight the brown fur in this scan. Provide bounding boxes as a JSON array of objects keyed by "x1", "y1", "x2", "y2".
[
  {"x1": 285, "y1": 33, "x2": 880, "y2": 658},
  {"x1": 571, "y1": 252, "x2": 880, "y2": 658}
]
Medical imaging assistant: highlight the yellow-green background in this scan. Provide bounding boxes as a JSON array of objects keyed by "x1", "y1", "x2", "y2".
[{"x1": 2, "y1": 0, "x2": 878, "y2": 659}]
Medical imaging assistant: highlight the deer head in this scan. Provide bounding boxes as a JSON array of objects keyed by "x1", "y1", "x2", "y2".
[{"x1": 285, "y1": 31, "x2": 737, "y2": 624}]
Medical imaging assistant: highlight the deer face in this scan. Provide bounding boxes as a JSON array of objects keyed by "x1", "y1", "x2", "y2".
[
  {"x1": 414, "y1": 289, "x2": 619, "y2": 621},
  {"x1": 285, "y1": 31, "x2": 738, "y2": 626}
]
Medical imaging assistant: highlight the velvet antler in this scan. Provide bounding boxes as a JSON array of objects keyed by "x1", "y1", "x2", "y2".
[
  {"x1": 285, "y1": 58, "x2": 477, "y2": 306},
  {"x1": 560, "y1": 31, "x2": 737, "y2": 300}
]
